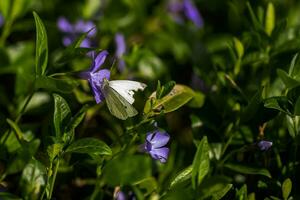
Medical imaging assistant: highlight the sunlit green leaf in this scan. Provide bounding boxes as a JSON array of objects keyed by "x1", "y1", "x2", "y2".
[
  {"x1": 169, "y1": 165, "x2": 192, "y2": 189},
  {"x1": 19, "y1": 158, "x2": 46, "y2": 200},
  {"x1": 282, "y1": 178, "x2": 292, "y2": 200},
  {"x1": 265, "y1": 2, "x2": 275, "y2": 36},
  {"x1": 33, "y1": 12, "x2": 48, "y2": 76},
  {"x1": 53, "y1": 94, "x2": 71, "y2": 138},
  {"x1": 192, "y1": 136, "x2": 210, "y2": 188}
]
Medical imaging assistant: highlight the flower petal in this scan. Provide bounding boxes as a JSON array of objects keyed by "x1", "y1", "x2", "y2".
[
  {"x1": 80, "y1": 38, "x2": 92, "y2": 48},
  {"x1": 74, "y1": 20, "x2": 97, "y2": 36},
  {"x1": 146, "y1": 131, "x2": 170, "y2": 148},
  {"x1": 115, "y1": 33, "x2": 126, "y2": 57},
  {"x1": 257, "y1": 140, "x2": 273, "y2": 151},
  {"x1": 62, "y1": 36, "x2": 73, "y2": 46},
  {"x1": 89, "y1": 69, "x2": 110, "y2": 104},
  {"x1": 149, "y1": 147, "x2": 169, "y2": 163},
  {"x1": 57, "y1": 17, "x2": 74, "y2": 33},
  {"x1": 183, "y1": 0, "x2": 203, "y2": 28},
  {"x1": 90, "y1": 51, "x2": 109, "y2": 73}
]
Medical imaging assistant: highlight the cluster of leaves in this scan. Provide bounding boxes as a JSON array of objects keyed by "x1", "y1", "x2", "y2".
[{"x1": 0, "y1": 0, "x2": 299, "y2": 200}]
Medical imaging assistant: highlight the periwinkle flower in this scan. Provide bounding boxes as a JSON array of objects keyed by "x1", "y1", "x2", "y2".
[
  {"x1": 57, "y1": 17, "x2": 97, "y2": 47},
  {"x1": 143, "y1": 130, "x2": 170, "y2": 163},
  {"x1": 257, "y1": 140, "x2": 273, "y2": 151},
  {"x1": 168, "y1": 0, "x2": 203, "y2": 28},
  {"x1": 115, "y1": 33, "x2": 126, "y2": 71},
  {"x1": 0, "y1": 13, "x2": 4, "y2": 27},
  {"x1": 79, "y1": 50, "x2": 110, "y2": 103},
  {"x1": 115, "y1": 191, "x2": 126, "y2": 200}
]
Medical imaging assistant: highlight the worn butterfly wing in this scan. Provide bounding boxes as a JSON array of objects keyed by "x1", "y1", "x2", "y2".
[
  {"x1": 108, "y1": 80, "x2": 147, "y2": 104},
  {"x1": 102, "y1": 81, "x2": 138, "y2": 120}
]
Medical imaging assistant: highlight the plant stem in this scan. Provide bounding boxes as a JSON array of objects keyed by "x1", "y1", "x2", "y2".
[{"x1": 48, "y1": 159, "x2": 60, "y2": 200}]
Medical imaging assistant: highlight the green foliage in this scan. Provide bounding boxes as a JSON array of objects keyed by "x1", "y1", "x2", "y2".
[{"x1": 1, "y1": 0, "x2": 300, "y2": 199}]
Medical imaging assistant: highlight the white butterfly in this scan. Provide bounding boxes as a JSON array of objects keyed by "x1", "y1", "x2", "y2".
[{"x1": 102, "y1": 79, "x2": 147, "y2": 120}]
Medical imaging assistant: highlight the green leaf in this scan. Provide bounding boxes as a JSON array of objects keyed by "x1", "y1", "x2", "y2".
[
  {"x1": 187, "y1": 91, "x2": 205, "y2": 108},
  {"x1": 277, "y1": 69, "x2": 300, "y2": 89},
  {"x1": 35, "y1": 75, "x2": 77, "y2": 93},
  {"x1": 224, "y1": 163, "x2": 271, "y2": 178},
  {"x1": 47, "y1": 143, "x2": 64, "y2": 162},
  {"x1": 146, "y1": 84, "x2": 195, "y2": 115},
  {"x1": 54, "y1": 32, "x2": 98, "y2": 65},
  {"x1": 133, "y1": 177, "x2": 157, "y2": 196},
  {"x1": 241, "y1": 88, "x2": 263, "y2": 122},
  {"x1": 11, "y1": 0, "x2": 32, "y2": 20},
  {"x1": 6, "y1": 139, "x2": 40, "y2": 175},
  {"x1": 53, "y1": 94, "x2": 71, "y2": 138},
  {"x1": 103, "y1": 155, "x2": 151, "y2": 186},
  {"x1": 198, "y1": 176, "x2": 232, "y2": 200},
  {"x1": 191, "y1": 136, "x2": 210, "y2": 188},
  {"x1": 6, "y1": 118, "x2": 24, "y2": 140},
  {"x1": 19, "y1": 158, "x2": 46, "y2": 200},
  {"x1": 294, "y1": 96, "x2": 300, "y2": 115},
  {"x1": 264, "y1": 96, "x2": 293, "y2": 115},
  {"x1": 0, "y1": 0, "x2": 10, "y2": 19},
  {"x1": 157, "y1": 81, "x2": 176, "y2": 99},
  {"x1": 282, "y1": 178, "x2": 292, "y2": 200},
  {"x1": 233, "y1": 37, "x2": 244, "y2": 58},
  {"x1": 0, "y1": 192, "x2": 22, "y2": 200},
  {"x1": 65, "y1": 138, "x2": 112, "y2": 156},
  {"x1": 236, "y1": 184, "x2": 247, "y2": 200},
  {"x1": 63, "y1": 105, "x2": 88, "y2": 143},
  {"x1": 169, "y1": 165, "x2": 192, "y2": 189},
  {"x1": 265, "y1": 2, "x2": 275, "y2": 36},
  {"x1": 212, "y1": 184, "x2": 233, "y2": 200},
  {"x1": 33, "y1": 12, "x2": 48, "y2": 76},
  {"x1": 246, "y1": 2, "x2": 263, "y2": 31},
  {"x1": 288, "y1": 53, "x2": 299, "y2": 77}
]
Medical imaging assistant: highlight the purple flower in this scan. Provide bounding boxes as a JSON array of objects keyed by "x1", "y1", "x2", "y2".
[
  {"x1": 115, "y1": 191, "x2": 126, "y2": 200},
  {"x1": 57, "y1": 17, "x2": 96, "y2": 47},
  {"x1": 167, "y1": 0, "x2": 203, "y2": 28},
  {"x1": 79, "y1": 50, "x2": 110, "y2": 103},
  {"x1": 257, "y1": 140, "x2": 273, "y2": 151},
  {"x1": 115, "y1": 33, "x2": 126, "y2": 72},
  {"x1": 143, "y1": 130, "x2": 170, "y2": 163},
  {"x1": 0, "y1": 13, "x2": 4, "y2": 27}
]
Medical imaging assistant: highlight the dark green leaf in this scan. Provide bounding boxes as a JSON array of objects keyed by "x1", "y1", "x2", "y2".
[
  {"x1": 192, "y1": 136, "x2": 210, "y2": 188},
  {"x1": 33, "y1": 12, "x2": 48, "y2": 76},
  {"x1": 241, "y1": 87, "x2": 263, "y2": 122},
  {"x1": 197, "y1": 176, "x2": 232, "y2": 200},
  {"x1": 103, "y1": 155, "x2": 151, "y2": 186},
  {"x1": 53, "y1": 94, "x2": 71, "y2": 138},
  {"x1": 0, "y1": 192, "x2": 22, "y2": 200},
  {"x1": 6, "y1": 139, "x2": 40, "y2": 174},
  {"x1": 277, "y1": 69, "x2": 300, "y2": 89},
  {"x1": 224, "y1": 163, "x2": 271, "y2": 178},
  {"x1": 65, "y1": 138, "x2": 112, "y2": 156},
  {"x1": 264, "y1": 96, "x2": 293, "y2": 115},
  {"x1": 35, "y1": 75, "x2": 77, "y2": 93}
]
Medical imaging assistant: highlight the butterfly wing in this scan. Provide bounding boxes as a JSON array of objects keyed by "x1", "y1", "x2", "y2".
[
  {"x1": 108, "y1": 80, "x2": 146, "y2": 104},
  {"x1": 103, "y1": 82, "x2": 138, "y2": 120}
]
